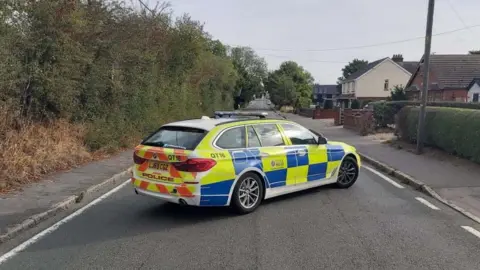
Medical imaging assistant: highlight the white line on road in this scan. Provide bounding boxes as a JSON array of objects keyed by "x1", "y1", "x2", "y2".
[
  {"x1": 0, "y1": 179, "x2": 131, "y2": 265},
  {"x1": 362, "y1": 166, "x2": 404, "y2": 189},
  {"x1": 415, "y1": 197, "x2": 440, "y2": 210},
  {"x1": 461, "y1": 226, "x2": 480, "y2": 239}
]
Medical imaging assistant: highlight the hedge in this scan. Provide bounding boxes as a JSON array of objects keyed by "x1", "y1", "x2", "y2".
[
  {"x1": 372, "y1": 101, "x2": 480, "y2": 128},
  {"x1": 396, "y1": 106, "x2": 480, "y2": 163}
]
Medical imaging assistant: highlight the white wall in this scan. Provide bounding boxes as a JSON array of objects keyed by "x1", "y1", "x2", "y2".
[
  {"x1": 468, "y1": 83, "x2": 480, "y2": 102},
  {"x1": 355, "y1": 59, "x2": 412, "y2": 98}
]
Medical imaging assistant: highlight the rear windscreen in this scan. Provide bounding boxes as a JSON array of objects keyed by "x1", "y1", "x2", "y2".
[{"x1": 141, "y1": 126, "x2": 207, "y2": 150}]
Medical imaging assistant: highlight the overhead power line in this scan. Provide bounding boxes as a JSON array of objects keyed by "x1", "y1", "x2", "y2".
[
  {"x1": 444, "y1": 0, "x2": 475, "y2": 35},
  {"x1": 261, "y1": 54, "x2": 348, "y2": 63},
  {"x1": 232, "y1": 23, "x2": 480, "y2": 52}
]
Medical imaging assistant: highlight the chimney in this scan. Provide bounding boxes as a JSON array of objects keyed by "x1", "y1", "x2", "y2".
[{"x1": 392, "y1": 54, "x2": 404, "y2": 63}]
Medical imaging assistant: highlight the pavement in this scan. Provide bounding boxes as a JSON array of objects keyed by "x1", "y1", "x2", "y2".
[
  {"x1": 0, "y1": 151, "x2": 132, "y2": 241},
  {"x1": 284, "y1": 113, "x2": 480, "y2": 222},
  {"x1": 1, "y1": 100, "x2": 480, "y2": 269}
]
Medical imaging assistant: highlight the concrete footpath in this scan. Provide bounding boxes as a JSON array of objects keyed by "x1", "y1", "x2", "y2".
[
  {"x1": 0, "y1": 151, "x2": 132, "y2": 243},
  {"x1": 285, "y1": 112, "x2": 480, "y2": 223}
]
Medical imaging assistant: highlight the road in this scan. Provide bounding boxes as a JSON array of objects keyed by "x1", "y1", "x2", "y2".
[{"x1": 1, "y1": 100, "x2": 480, "y2": 269}]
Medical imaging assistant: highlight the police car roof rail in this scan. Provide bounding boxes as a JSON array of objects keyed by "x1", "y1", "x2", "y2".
[
  {"x1": 214, "y1": 118, "x2": 277, "y2": 126},
  {"x1": 213, "y1": 111, "x2": 268, "y2": 118}
]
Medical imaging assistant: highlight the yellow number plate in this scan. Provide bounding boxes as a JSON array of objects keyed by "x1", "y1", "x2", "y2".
[{"x1": 149, "y1": 161, "x2": 169, "y2": 171}]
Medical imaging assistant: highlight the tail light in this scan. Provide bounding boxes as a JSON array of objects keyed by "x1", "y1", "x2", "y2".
[
  {"x1": 133, "y1": 152, "x2": 147, "y2": 165},
  {"x1": 172, "y1": 158, "x2": 217, "y2": 172}
]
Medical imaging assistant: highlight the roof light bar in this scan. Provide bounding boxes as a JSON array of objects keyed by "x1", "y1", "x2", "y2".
[{"x1": 214, "y1": 111, "x2": 268, "y2": 118}]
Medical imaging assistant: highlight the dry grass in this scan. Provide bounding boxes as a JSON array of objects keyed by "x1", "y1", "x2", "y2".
[
  {"x1": 0, "y1": 104, "x2": 93, "y2": 192},
  {"x1": 366, "y1": 132, "x2": 396, "y2": 142}
]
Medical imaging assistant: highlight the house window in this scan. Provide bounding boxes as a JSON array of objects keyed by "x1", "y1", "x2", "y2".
[
  {"x1": 384, "y1": 79, "x2": 389, "y2": 91},
  {"x1": 473, "y1": 93, "x2": 479, "y2": 103}
]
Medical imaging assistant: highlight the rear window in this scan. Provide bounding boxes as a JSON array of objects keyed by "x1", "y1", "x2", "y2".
[{"x1": 141, "y1": 126, "x2": 207, "y2": 150}]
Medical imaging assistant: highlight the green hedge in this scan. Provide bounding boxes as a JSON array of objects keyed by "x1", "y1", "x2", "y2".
[
  {"x1": 372, "y1": 101, "x2": 480, "y2": 128},
  {"x1": 396, "y1": 106, "x2": 480, "y2": 163}
]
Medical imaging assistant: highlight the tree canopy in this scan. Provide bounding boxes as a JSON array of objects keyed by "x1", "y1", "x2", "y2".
[
  {"x1": 265, "y1": 61, "x2": 314, "y2": 108},
  {"x1": 0, "y1": 0, "x2": 269, "y2": 150},
  {"x1": 229, "y1": 46, "x2": 268, "y2": 106}
]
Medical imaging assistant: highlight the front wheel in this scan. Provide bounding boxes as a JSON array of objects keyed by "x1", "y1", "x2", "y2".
[
  {"x1": 335, "y1": 156, "x2": 359, "y2": 189},
  {"x1": 231, "y1": 172, "x2": 264, "y2": 214}
]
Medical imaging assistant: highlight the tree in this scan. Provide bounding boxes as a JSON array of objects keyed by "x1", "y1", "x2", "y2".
[
  {"x1": 389, "y1": 85, "x2": 408, "y2": 101},
  {"x1": 336, "y1": 59, "x2": 369, "y2": 93},
  {"x1": 265, "y1": 61, "x2": 314, "y2": 108},
  {"x1": 229, "y1": 46, "x2": 268, "y2": 105},
  {"x1": 469, "y1": 50, "x2": 480, "y2": 55}
]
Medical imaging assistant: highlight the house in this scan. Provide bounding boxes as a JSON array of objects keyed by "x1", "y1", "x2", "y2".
[
  {"x1": 405, "y1": 54, "x2": 480, "y2": 102},
  {"x1": 337, "y1": 54, "x2": 418, "y2": 107},
  {"x1": 467, "y1": 78, "x2": 480, "y2": 103},
  {"x1": 312, "y1": 84, "x2": 337, "y2": 106}
]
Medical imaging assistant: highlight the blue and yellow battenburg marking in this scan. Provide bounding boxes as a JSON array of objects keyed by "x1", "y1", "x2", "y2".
[{"x1": 198, "y1": 144, "x2": 346, "y2": 206}]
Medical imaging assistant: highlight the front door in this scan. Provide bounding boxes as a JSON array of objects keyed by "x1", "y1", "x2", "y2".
[
  {"x1": 248, "y1": 124, "x2": 292, "y2": 188},
  {"x1": 280, "y1": 123, "x2": 328, "y2": 184}
]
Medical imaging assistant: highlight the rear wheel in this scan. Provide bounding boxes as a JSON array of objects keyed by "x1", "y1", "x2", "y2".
[
  {"x1": 335, "y1": 156, "x2": 359, "y2": 189},
  {"x1": 231, "y1": 172, "x2": 264, "y2": 214}
]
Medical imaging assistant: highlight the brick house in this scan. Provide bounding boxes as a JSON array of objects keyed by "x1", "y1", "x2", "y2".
[{"x1": 405, "y1": 54, "x2": 480, "y2": 102}]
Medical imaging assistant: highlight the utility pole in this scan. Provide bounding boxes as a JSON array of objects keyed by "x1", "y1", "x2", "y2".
[{"x1": 416, "y1": 0, "x2": 435, "y2": 154}]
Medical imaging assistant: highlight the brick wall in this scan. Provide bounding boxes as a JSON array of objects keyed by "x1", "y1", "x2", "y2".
[
  {"x1": 313, "y1": 109, "x2": 339, "y2": 119},
  {"x1": 343, "y1": 109, "x2": 375, "y2": 136}
]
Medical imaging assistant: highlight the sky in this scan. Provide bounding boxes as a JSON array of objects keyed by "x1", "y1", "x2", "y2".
[{"x1": 148, "y1": 0, "x2": 480, "y2": 84}]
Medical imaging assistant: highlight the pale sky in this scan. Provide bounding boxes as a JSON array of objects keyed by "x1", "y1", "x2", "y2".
[{"x1": 158, "y1": 0, "x2": 480, "y2": 84}]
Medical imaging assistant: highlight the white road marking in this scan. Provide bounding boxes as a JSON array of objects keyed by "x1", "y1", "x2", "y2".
[
  {"x1": 461, "y1": 226, "x2": 480, "y2": 239},
  {"x1": 0, "y1": 179, "x2": 131, "y2": 265},
  {"x1": 362, "y1": 166, "x2": 404, "y2": 189},
  {"x1": 415, "y1": 197, "x2": 440, "y2": 210}
]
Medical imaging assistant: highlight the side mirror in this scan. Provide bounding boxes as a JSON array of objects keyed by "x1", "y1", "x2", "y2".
[{"x1": 317, "y1": 136, "x2": 327, "y2": 145}]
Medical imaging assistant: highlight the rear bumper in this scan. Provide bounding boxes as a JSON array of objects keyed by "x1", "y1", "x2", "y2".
[
  {"x1": 135, "y1": 187, "x2": 200, "y2": 205},
  {"x1": 131, "y1": 178, "x2": 201, "y2": 206}
]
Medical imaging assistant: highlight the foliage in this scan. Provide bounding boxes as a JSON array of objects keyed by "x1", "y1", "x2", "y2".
[
  {"x1": 229, "y1": 46, "x2": 268, "y2": 106},
  {"x1": 350, "y1": 100, "x2": 360, "y2": 109},
  {"x1": 469, "y1": 50, "x2": 480, "y2": 55},
  {"x1": 371, "y1": 100, "x2": 480, "y2": 128},
  {"x1": 0, "y1": 0, "x2": 241, "y2": 151},
  {"x1": 396, "y1": 106, "x2": 480, "y2": 163},
  {"x1": 389, "y1": 85, "x2": 408, "y2": 101},
  {"x1": 265, "y1": 61, "x2": 314, "y2": 108}
]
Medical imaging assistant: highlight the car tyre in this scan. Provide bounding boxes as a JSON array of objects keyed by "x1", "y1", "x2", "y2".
[
  {"x1": 335, "y1": 156, "x2": 359, "y2": 189},
  {"x1": 231, "y1": 172, "x2": 264, "y2": 214}
]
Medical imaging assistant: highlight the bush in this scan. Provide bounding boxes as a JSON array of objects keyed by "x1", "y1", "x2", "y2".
[
  {"x1": 372, "y1": 100, "x2": 480, "y2": 128},
  {"x1": 396, "y1": 106, "x2": 480, "y2": 163}
]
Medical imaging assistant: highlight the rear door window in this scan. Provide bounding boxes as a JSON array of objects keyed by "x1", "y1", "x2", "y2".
[
  {"x1": 216, "y1": 126, "x2": 246, "y2": 149},
  {"x1": 247, "y1": 126, "x2": 262, "y2": 147},
  {"x1": 253, "y1": 124, "x2": 285, "y2": 146},
  {"x1": 142, "y1": 126, "x2": 207, "y2": 150}
]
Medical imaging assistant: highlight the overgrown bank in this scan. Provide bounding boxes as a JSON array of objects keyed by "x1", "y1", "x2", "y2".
[{"x1": 0, "y1": 1, "x2": 265, "y2": 190}]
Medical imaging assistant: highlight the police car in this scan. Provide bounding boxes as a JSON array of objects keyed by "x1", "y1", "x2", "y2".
[{"x1": 132, "y1": 111, "x2": 360, "y2": 214}]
